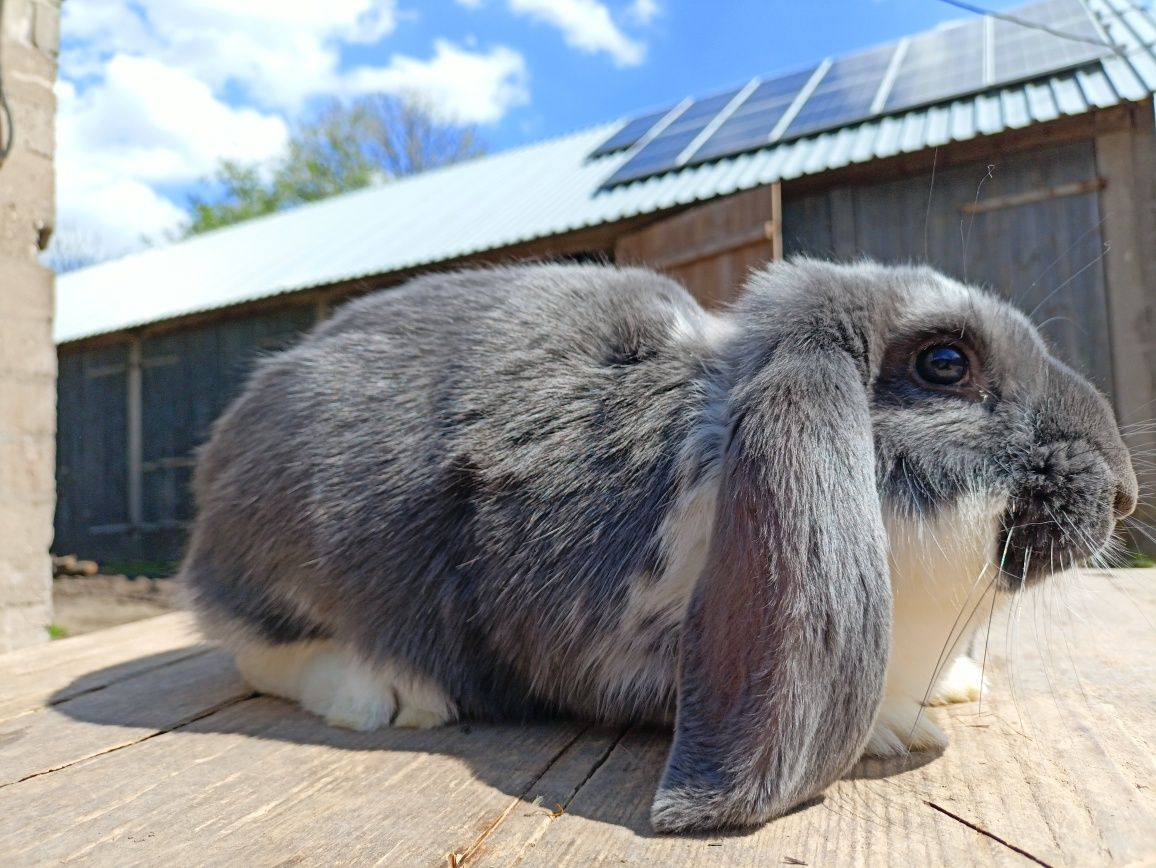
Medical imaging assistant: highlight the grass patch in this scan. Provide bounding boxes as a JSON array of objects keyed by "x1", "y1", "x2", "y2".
[
  {"x1": 46, "y1": 624, "x2": 69, "y2": 640},
  {"x1": 1127, "y1": 551, "x2": 1156, "y2": 568},
  {"x1": 98, "y1": 559, "x2": 180, "y2": 578}
]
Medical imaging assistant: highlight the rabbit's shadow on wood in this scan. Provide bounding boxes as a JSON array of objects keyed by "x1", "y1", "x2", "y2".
[{"x1": 50, "y1": 647, "x2": 940, "y2": 839}]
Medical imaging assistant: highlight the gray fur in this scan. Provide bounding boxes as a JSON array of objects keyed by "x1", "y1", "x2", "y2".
[{"x1": 183, "y1": 259, "x2": 1136, "y2": 832}]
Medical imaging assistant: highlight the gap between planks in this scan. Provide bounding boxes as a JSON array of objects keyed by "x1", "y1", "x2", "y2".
[
  {"x1": 0, "y1": 686, "x2": 257, "y2": 790},
  {"x1": 451, "y1": 725, "x2": 631, "y2": 867},
  {"x1": 0, "y1": 612, "x2": 207, "y2": 723},
  {"x1": 11, "y1": 646, "x2": 216, "y2": 719}
]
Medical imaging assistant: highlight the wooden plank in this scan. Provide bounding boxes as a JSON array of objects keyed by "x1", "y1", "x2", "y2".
[
  {"x1": 126, "y1": 337, "x2": 143, "y2": 528},
  {"x1": 0, "y1": 612, "x2": 204, "y2": 721},
  {"x1": 463, "y1": 726, "x2": 629, "y2": 866},
  {"x1": 480, "y1": 570, "x2": 1156, "y2": 866},
  {"x1": 642, "y1": 221, "x2": 772, "y2": 271},
  {"x1": 54, "y1": 343, "x2": 131, "y2": 560},
  {"x1": 493, "y1": 728, "x2": 1013, "y2": 868},
  {"x1": 827, "y1": 186, "x2": 858, "y2": 258},
  {"x1": 769, "y1": 180, "x2": 783, "y2": 261},
  {"x1": 1096, "y1": 110, "x2": 1156, "y2": 547},
  {"x1": 0, "y1": 649, "x2": 249, "y2": 786},
  {"x1": 0, "y1": 573, "x2": 1151, "y2": 864},
  {"x1": 615, "y1": 186, "x2": 775, "y2": 306},
  {"x1": 958, "y1": 178, "x2": 1106, "y2": 214},
  {"x1": 0, "y1": 700, "x2": 592, "y2": 867},
  {"x1": 781, "y1": 189, "x2": 834, "y2": 257}
]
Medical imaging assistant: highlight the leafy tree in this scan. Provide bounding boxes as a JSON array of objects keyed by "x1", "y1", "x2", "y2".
[{"x1": 185, "y1": 94, "x2": 485, "y2": 236}]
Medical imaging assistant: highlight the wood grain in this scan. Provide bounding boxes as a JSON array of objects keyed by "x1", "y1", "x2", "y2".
[
  {"x1": 481, "y1": 569, "x2": 1156, "y2": 867},
  {"x1": 614, "y1": 186, "x2": 776, "y2": 307},
  {"x1": 0, "y1": 700, "x2": 589, "y2": 867},
  {"x1": 0, "y1": 571, "x2": 1151, "y2": 866},
  {"x1": 0, "y1": 649, "x2": 249, "y2": 787},
  {"x1": 0, "y1": 612, "x2": 204, "y2": 722}
]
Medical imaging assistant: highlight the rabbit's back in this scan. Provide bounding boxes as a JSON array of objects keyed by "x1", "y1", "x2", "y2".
[{"x1": 184, "y1": 263, "x2": 722, "y2": 721}]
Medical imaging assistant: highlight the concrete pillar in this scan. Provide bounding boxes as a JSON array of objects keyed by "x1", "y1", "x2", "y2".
[{"x1": 0, "y1": 0, "x2": 59, "y2": 650}]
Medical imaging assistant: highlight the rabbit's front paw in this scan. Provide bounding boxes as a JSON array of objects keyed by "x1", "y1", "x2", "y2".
[
  {"x1": 299, "y1": 648, "x2": 397, "y2": 730},
  {"x1": 864, "y1": 696, "x2": 947, "y2": 757},
  {"x1": 928, "y1": 654, "x2": 985, "y2": 706},
  {"x1": 301, "y1": 650, "x2": 458, "y2": 731},
  {"x1": 236, "y1": 641, "x2": 456, "y2": 731}
]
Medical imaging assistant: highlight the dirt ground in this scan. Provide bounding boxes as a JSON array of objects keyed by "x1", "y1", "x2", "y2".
[{"x1": 52, "y1": 575, "x2": 182, "y2": 637}]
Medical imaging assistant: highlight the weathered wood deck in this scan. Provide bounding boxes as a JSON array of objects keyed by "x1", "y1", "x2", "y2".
[{"x1": 1, "y1": 569, "x2": 1153, "y2": 866}]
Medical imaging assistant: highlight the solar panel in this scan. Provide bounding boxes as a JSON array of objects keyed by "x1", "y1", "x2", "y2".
[
  {"x1": 784, "y1": 43, "x2": 896, "y2": 139},
  {"x1": 992, "y1": 0, "x2": 1108, "y2": 85},
  {"x1": 589, "y1": 108, "x2": 672, "y2": 158},
  {"x1": 686, "y1": 67, "x2": 818, "y2": 165},
  {"x1": 602, "y1": 87, "x2": 743, "y2": 186},
  {"x1": 595, "y1": 0, "x2": 1115, "y2": 188},
  {"x1": 885, "y1": 19, "x2": 986, "y2": 112}
]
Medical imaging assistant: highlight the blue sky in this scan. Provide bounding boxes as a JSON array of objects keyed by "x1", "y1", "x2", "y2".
[
  {"x1": 55, "y1": 0, "x2": 1025, "y2": 259},
  {"x1": 411, "y1": 0, "x2": 1025, "y2": 148}
]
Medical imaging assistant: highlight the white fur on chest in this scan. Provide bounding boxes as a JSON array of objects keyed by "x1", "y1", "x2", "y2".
[
  {"x1": 595, "y1": 462, "x2": 1005, "y2": 753},
  {"x1": 588, "y1": 474, "x2": 721, "y2": 719},
  {"x1": 868, "y1": 496, "x2": 1004, "y2": 755}
]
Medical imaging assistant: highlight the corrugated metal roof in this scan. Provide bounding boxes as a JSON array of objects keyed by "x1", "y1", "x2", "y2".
[{"x1": 55, "y1": 0, "x2": 1156, "y2": 344}]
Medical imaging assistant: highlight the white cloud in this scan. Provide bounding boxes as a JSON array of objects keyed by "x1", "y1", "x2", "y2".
[
  {"x1": 625, "y1": 0, "x2": 660, "y2": 26},
  {"x1": 347, "y1": 40, "x2": 529, "y2": 124},
  {"x1": 49, "y1": 178, "x2": 188, "y2": 260},
  {"x1": 55, "y1": 58, "x2": 289, "y2": 251},
  {"x1": 62, "y1": 57, "x2": 288, "y2": 185},
  {"x1": 55, "y1": 1, "x2": 531, "y2": 259},
  {"x1": 508, "y1": 0, "x2": 646, "y2": 67},
  {"x1": 61, "y1": 0, "x2": 403, "y2": 109}
]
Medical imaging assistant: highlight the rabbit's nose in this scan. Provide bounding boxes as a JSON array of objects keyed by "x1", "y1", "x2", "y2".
[{"x1": 1113, "y1": 482, "x2": 1137, "y2": 520}]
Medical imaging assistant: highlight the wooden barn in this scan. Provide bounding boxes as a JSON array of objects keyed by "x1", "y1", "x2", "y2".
[{"x1": 55, "y1": 0, "x2": 1156, "y2": 567}]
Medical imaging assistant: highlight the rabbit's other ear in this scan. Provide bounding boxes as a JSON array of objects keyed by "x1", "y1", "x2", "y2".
[{"x1": 651, "y1": 337, "x2": 891, "y2": 833}]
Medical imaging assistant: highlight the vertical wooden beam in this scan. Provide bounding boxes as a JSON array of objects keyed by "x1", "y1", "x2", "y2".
[
  {"x1": 769, "y1": 181, "x2": 783, "y2": 261},
  {"x1": 314, "y1": 296, "x2": 330, "y2": 324},
  {"x1": 126, "y1": 337, "x2": 143, "y2": 529},
  {"x1": 1095, "y1": 105, "x2": 1156, "y2": 552}
]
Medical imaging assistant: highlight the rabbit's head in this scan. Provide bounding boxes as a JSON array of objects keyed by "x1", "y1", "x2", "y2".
[
  {"x1": 653, "y1": 259, "x2": 1136, "y2": 832},
  {"x1": 858, "y1": 260, "x2": 1137, "y2": 585}
]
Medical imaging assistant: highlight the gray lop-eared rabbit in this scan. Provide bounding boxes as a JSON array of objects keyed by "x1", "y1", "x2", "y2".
[{"x1": 185, "y1": 259, "x2": 1137, "y2": 832}]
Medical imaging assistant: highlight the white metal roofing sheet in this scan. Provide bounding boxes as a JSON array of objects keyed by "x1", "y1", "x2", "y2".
[{"x1": 55, "y1": 0, "x2": 1156, "y2": 344}]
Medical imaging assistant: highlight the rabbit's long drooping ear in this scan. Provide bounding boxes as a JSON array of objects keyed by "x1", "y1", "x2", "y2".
[{"x1": 652, "y1": 316, "x2": 892, "y2": 832}]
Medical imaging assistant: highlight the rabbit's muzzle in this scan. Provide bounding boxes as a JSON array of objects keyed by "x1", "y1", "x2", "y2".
[{"x1": 997, "y1": 436, "x2": 1136, "y2": 587}]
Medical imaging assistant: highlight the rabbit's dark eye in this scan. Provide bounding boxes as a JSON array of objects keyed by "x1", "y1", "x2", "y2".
[{"x1": 915, "y1": 345, "x2": 969, "y2": 386}]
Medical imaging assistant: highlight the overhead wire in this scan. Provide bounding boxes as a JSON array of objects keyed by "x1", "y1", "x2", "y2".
[{"x1": 934, "y1": 0, "x2": 1123, "y2": 53}]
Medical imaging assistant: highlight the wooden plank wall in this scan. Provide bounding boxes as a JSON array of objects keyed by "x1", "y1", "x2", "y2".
[
  {"x1": 782, "y1": 140, "x2": 1116, "y2": 400},
  {"x1": 54, "y1": 345, "x2": 129, "y2": 561},
  {"x1": 614, "y1": 186, "x2": 779, "y2": 307},
  {"x1": 613, "y1": 142, "x2": 1116, "y2": 406},
  {"x1": 54, "y1": 134, "x2": 1145, "y2": 566},
  {"x1": 1096, "y1": 104, "x2": 1156, "y2": 547},
  {"x1": 54, "y1": 305, "x2": 318, "y2": 566},
  {"x1": 139, "y1": 305, "x2": 317, "y2": 561}
]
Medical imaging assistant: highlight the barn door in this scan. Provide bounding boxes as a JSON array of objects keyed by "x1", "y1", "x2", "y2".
[
  {"x1": 615, "y1": 184, "x2": 782, "y2": 307},
  {"x1": 782, "y1": 141, "x2": 1115, "y2": 400},
  {"x1": 54, "y1": 346, "x2": 131, "y2": 562},
  {"x1": 135, "y1": 306, "x2": 317, "y2": 562}
]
